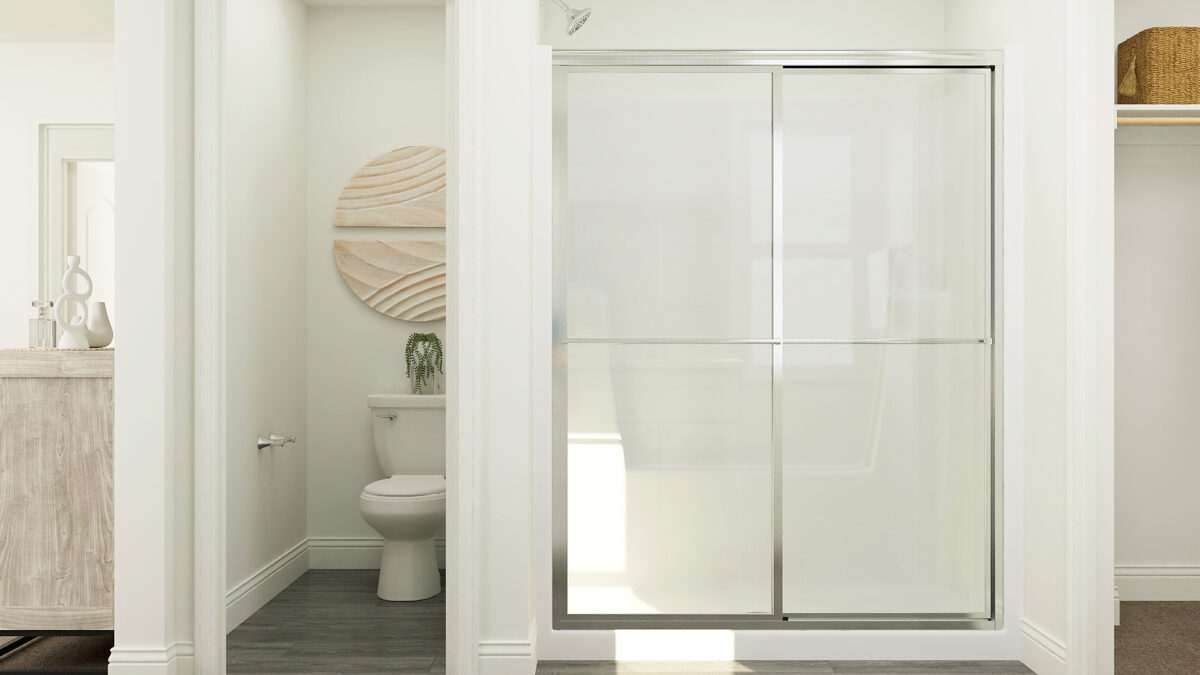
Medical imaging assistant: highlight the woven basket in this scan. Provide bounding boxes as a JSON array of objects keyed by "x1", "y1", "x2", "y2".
[{"x1": 1118, "y1": 27, "x2": 1200, "y2": 104}]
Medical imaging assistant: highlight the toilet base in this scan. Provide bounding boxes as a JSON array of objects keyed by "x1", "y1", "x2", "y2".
[{"x1": 377, "y1": 537, "x2": 442, "y2": 601}]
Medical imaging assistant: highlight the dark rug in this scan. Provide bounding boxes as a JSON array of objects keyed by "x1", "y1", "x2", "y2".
[
  {"x1": 1116, "y1": 601, "x2": 1200, "y2": 674},
  {"x1": 0, "y1": 636, "x2": 111, "y2": 673}
]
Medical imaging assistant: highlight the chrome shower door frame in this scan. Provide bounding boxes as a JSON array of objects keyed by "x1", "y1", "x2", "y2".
[{"x1": 551, "y1": 50, "x2": 1004, "y2": 631}]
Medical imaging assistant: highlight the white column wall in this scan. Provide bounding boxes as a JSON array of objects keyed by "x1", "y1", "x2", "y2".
[
  {"x1": 451, "y1": 0, "x2": 539, "y2": 672},
  {"x1": 111, "y1": 0, "x2": 195, "y2": 671}
]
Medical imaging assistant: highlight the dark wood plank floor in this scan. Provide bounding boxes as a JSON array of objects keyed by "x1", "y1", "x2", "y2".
[
  {"x1": 230, "y1": 571, "x2": 1030, "y2": 674},
  {"x1": 228, "y1": 569, "x2": 445, "y2": 673}
]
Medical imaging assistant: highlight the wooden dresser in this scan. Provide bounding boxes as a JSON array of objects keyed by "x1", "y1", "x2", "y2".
[{"x1": 0, "y1": 349, "x2": 113, "y2": 631}]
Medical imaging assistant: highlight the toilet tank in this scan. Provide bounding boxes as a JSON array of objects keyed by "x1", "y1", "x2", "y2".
[{"x1": 368, "y1": 394, "x2": 445, "y2": 477}]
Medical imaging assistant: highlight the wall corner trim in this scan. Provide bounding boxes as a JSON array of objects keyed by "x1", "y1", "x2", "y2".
[
  {"x1": 1019, "y1": 619, "x2": 1067, "y2": 675},
  {"x1": 108, "y1": 641, "x2": 195, "y2": 675}
]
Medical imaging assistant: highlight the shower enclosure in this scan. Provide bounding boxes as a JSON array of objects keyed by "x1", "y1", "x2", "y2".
[{"x1": 552, "y1": 51, "x2": 1001, "y2": 630}]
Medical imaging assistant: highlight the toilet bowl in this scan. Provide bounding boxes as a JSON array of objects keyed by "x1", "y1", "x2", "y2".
[
  {"x1": 360, "y1": 394, "x2": 446, "y2": 601},
  {"x1": 359, "y1": 475, "x2": 445, "y2": 601}
]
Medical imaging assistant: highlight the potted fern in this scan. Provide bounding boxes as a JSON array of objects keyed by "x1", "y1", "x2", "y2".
[{"x1": 405, "y1": 332, "x2": 444, "y2": 394}]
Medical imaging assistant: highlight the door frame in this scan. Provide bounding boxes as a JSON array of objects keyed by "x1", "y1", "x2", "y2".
[
  {"x1": 190, "y1": 0, "x2": 479, "y2": 672},
  {"x1": 1064, "y1": 0, "x2": 1115, "y2": 672},
  {"x1": 193, "y1": 0, "x2": 226, "y2": 671},
  {"x1": 38, "y1": 123, "x2": 115, "y2": 302}
]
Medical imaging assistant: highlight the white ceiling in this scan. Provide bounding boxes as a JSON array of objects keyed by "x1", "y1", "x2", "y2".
[{"x1": 0, "y1": 0, "x2": 113, "y2": 43}]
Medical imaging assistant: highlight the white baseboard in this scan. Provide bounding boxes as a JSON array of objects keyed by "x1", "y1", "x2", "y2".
[
  {"x1": 108, "y1": 642, "x2": 195, "y2": 675},
  {"x1": 308, "y1": 536, "x2": 446, "y2": 570},
  {"x1": 226, "y1": 539, "x2": 309, "y2": 631},
  {"x1": 1019, "y1": 619, "x2": 1066, "y2": 675},
  {"x1": 478, "y1": 621, "x2": 537, "y2": 675},
  {"x1": 1116, "y1": 565, "x2": 1200, "y2": 600},
  {"x1": 220, "y1": 536, "x2": 446, "y2": 634}
]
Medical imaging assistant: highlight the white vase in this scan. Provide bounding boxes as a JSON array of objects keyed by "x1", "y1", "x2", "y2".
[
  {"x1": 86, "y1": 302, "x2": 113, "y2": 348},
  {"x1": 55, "y1": 255, "x2": 92, "y2": 349}
]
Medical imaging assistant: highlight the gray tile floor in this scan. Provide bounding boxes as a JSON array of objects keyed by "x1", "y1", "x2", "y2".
[{"x1": 230, "y1": 571, "x2": 1030, "y2": 675}]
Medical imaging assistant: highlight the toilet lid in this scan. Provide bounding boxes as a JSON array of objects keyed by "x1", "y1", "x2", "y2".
[{"x1": 363, "y1": 474, "x2": 446, "y2": 498}]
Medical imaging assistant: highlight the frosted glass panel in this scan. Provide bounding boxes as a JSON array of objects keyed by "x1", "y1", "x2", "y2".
[
  {"x1": 565, "y1": 72, "x2": 773, "y2": 339},
  {"x1": 781, "y1": 344, "x2": 990, "y2": 614},
  {"x1": 556, "y1": 63, "x2": 996, "y2": 627},
  {"x1": 782, "y1": 71, "x2": 989, "y2": 340},
  {"x1": 566, "y1": 344, "x2": 773, "y2": 614}
]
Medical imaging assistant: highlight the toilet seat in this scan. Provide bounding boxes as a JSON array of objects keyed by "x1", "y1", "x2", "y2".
[{"x1": 362, "y1": 474, "x2": 445, "y2": 499}]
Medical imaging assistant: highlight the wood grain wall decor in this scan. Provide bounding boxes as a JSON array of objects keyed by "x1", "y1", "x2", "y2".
[
  {"x1": 0, "y1": 350, "x2": 113, "y2": 631},
  {"x1": 334, "y1": 146, "x2": 446, "y2": 228},
  {"x1": 333, "y1": 240, "x2": 446, "y2": 321}
]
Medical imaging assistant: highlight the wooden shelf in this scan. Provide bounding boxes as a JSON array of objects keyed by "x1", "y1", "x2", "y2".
[{"x1": 1117, "y1": 104, "x2": 1200, "y2": 125}]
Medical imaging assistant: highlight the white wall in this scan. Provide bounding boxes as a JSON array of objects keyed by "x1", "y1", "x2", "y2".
[
  {"x1": 304, "y1": 6, "x2": 447, "y2": 559},
  {"x1": 949, "y1": 1, "x2": 1074, "y2": 667},
  {"x1": 0, "y1": 42, "x2": 113, "y2": 348},
  {"x1": 0, "y1": 0, "x2": 113, "y2": 42},
  {"x1": 540, "y1": 0, "x2": 947, "y2": 48},
  {"x1": 223, "y1": 0, "x2": 310, "y2": 594},
  {"x1": 1116, "y1": 0, "x2": 1200, "y2": 43},
  {"x1": 1115, "y1": 128, "x2": 1200, "y2": 600},
  {"x1": 950, "y1": 4, "x2": 1074, "y2": 665}
]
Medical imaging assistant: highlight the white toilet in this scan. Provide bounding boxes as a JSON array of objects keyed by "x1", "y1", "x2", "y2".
[{"x1": 359, "y1": 393, "x2": 446, "y2": 601}]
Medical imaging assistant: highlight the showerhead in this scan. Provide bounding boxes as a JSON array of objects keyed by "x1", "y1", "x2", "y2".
[{"x1": 546, "y1": 0, "x2": 592, "y2": 36}]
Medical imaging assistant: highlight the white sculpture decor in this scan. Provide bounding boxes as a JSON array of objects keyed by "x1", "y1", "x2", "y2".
[
  {"x1": 86, "y1": 301, "x2": 113, "y2": 348},
  {"x1": 55, "y1": 255, "x2": 93, "y2": 349}
]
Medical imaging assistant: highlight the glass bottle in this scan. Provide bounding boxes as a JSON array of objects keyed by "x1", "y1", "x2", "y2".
[{"x1": 29, "y1": 300, "x2": 56, "y2": 349}]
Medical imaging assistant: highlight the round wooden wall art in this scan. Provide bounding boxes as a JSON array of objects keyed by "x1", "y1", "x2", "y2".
[
  {"x1": 333, "y1": 240, "x2": 446, "y2": 321},
  {"x1": 334, "y1": 146, "x2": 445, "y2": 228}
]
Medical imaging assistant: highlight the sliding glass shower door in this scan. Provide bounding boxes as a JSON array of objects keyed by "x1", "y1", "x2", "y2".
[
  {"x1": 553, "y1": 54, "x2": 997, "y2": 629},
  {"x1": 779, "y1": 70, "x2": 992, "y2": 617},
  {"x1": 561, "y1": 71, "x2": 775, "y2": 617}
]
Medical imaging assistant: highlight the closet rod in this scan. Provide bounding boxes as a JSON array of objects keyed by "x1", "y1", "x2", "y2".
[{"x1": 1117, "y1": 117, "x2": 1200, "y2": 126}]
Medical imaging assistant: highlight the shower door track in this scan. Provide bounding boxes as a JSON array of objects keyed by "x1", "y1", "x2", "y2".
[{"x1": 551, "y1": 50, "x2": 1004, "y2": 631}]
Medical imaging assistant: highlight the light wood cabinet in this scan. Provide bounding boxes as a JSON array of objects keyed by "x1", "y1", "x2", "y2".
[{"x1": 0, "y1": 350, "x2": 113, "y2": 631}]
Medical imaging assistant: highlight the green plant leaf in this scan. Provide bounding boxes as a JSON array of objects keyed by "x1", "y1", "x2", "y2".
[{"x1": 404, "y1": 332, "x2": 444, "y2": 394}]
